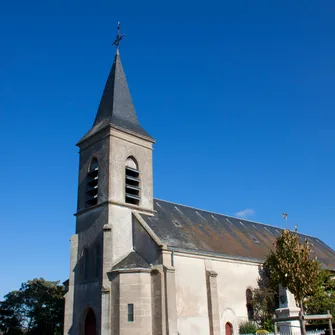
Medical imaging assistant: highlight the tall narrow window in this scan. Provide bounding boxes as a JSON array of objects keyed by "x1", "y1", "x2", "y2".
[
  {"x1": 127, "y1": 304, "x2": 134, "y2": 322},
  {"x1": 82, "y1": 248, "x2": 89, "y2": 281},
  {"x1": 125, "y1": 157, "x2": 140, "y2": 206},
  {"x1": 246, "y1": 289, "x2": 254, "y2": 320},
  {"x1": 95, "y1": 244, "x2": 101, "y2": 279},
  {"x1": 86, "y1": 157, "x2": 99, "y2": 207}
]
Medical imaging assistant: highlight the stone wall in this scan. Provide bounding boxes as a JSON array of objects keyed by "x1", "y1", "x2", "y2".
[
  {"x1": 173, "y1": 253, "x2": 260, "y2": 335},
  {"x1": 112, "y1": 271, "x2": 153, "y2": 335}
]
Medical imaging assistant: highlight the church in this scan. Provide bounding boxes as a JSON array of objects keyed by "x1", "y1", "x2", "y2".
[{"x1": 63, "y1": 40, "x2": 335, "y2": 335}]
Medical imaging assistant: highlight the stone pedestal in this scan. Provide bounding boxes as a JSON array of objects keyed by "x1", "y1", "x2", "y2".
[
  {"x1": 276, "y1": 286, "x2": 301, "y2": 335},
  {"x1": 276, "y1": 307, "x2": 301, "y2": 335}
]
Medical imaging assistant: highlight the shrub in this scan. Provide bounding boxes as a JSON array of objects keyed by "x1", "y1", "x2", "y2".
[
  {"x1": 239, "y1": 321, "x2": 258, "y2": 334},
  {"x1": 262, "y1": 318, "x2": 274, "y2": 332}
]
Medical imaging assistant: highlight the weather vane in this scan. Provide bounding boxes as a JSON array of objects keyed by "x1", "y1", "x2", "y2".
[{"x1": 112, "y1": 22, "x2": 125, "y2": 49}]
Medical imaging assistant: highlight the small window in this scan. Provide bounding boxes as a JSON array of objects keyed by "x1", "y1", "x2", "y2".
[
  {"x1": 86, "y1": 157, "x2": 99, "y2": 207},
  {"x1": 128, "y1": 303, "x2": 134, "y2": 322},
  {"x1": 125, "y1": 157, "x2": 140, "y2": 206},
  {"x1": 252, "y1": 236, "x2": 260, "y2": 244}
]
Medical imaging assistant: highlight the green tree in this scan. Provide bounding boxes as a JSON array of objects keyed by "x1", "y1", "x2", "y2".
[
  {"x1": 0, "y1": 290, "x2": 24, "y2": 335},
  {"x1": 252, "y1": 229, "x2": 334, "y2": 330},
  {"x1": 264, "y1": 229, "x2": 321, "y2": 309},
  {"x1": 304, "y1": 269, "x2": 335, "y2": 316},
  {"x1": 0, "y1": 278, "x2": 65, "y2": 335}
]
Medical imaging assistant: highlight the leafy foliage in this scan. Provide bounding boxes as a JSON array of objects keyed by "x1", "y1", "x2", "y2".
[
  {"x1": 304, "y1": 269, "x2": 335, "y2": 317},
  {"x1": 251, "y1": 266, "x2": 278, "y2": 331},
  {"x1": 239, "y1": 320, "x2": 258, "y2": 334},
  {"x1": 0, "y1": 278, "x2": 65, "y2": 335},
  {"x1": 252, "y1": 230, "x2": 334, "y2": 329},
  {"x1": 264, "y1": 229, "x2": 321, "y2": 305},
  {"x1": 0, "y1": 290, "x2": 23, "y2": 334}
]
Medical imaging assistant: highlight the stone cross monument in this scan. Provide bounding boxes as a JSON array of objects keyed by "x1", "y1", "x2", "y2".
[{"x1": 276, "y1": 285, "x2": 301, "y2": 335}]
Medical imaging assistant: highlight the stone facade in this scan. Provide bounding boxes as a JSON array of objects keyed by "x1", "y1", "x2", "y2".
[{"x1": 172, "y1": 253, "x2": 259, "y2": 335}]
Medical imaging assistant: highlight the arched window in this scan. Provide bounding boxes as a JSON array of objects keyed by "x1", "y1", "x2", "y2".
[
  {"x1": 246, "y1": 288, "x2": 254, "y2": 320},
  {"x1": 125, "y1": 157, "x2": 140, "y2": 206},
  {"x1": 86, "y1": 157, "x2": 99, "y2": 207},
  {"x1": 82, "y1": 248, "x2": 89, "y2": 281}
]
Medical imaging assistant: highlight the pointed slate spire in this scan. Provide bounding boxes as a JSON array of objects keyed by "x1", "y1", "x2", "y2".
[{"x1": 79, "y1": 51, "x2": 153, "y2": 143}]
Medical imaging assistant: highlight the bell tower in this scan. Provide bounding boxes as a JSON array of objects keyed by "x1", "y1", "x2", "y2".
[
  {"x1": 64, "y1": 28, "x2": 155, "y2": 334},
  {"x1": 76, "y1": 47, "x2": 155, "y2": 214}
]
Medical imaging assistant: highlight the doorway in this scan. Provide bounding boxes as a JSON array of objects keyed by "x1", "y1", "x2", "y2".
[
  {"x1": 84, "y1": 309, "x2": 96, "y2": 335},
  {"x1": 225, "y1": 322, "x2": 233, "y2": 335}
]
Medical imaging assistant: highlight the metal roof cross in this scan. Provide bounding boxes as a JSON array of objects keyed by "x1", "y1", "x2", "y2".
[{"x1": 112, "y1": 22, "x2": 125, "y2": 48}]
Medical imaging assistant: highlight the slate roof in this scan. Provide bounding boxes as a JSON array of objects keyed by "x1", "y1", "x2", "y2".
[
  {"x1": 111, "y1": 251, "x2": 151, "y2": 271},
  {"x1": 79, "y1": 51, "x2": 154, "y2": 143},
  {"x1": 140, "y1": 199, "x2": 335, "y2": 270}
]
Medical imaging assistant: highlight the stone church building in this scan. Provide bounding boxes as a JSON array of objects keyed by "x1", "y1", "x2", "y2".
[{"x1": 63, "y1": 48, "x2": 335, "y2": 335}]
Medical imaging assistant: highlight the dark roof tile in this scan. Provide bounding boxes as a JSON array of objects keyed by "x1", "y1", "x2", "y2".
[
  {"x1": 111, "y1": 251, "x2": 151, "y2": 271},
  {"x1": 140, "y1": 199, "x2": 335, "y2": 270}
]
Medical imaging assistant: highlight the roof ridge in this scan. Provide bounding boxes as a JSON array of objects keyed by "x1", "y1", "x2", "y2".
[{"x1": 153, "y1": 198, "x2": 319, "y2": 240}]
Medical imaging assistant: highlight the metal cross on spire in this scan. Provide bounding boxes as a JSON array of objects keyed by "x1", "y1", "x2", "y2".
[{"x1": 112, "y1": 22, "x2": 125, "y2": 49}]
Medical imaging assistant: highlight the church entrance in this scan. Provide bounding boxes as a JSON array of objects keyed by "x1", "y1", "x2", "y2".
[
  {"x1": 225, "y1": 322, "x2": 233, "y2": 335},
  {"x1": 84, "y1": 309, "x2": 96, "y2": 335}
]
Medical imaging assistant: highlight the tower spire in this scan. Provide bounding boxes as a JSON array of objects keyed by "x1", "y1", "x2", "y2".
[{"x1": 79, "y1": 23, "x2": 153, "y2": 143}]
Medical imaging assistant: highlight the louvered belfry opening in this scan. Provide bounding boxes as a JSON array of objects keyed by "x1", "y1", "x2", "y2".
[
  {"x1": 86, "y1": 157, "x2": 99, "y2": 207},
  {"x1": 125, "y1": 157, "x2": 140, "y2": 206}
]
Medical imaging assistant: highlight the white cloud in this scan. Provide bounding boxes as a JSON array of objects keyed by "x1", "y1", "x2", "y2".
[{"x1": 235, "y1": 208, "x2": 255, "y2": 219}]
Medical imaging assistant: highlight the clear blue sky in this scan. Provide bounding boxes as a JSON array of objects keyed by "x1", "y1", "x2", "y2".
[{"x1": 1, "y1": 0, "x2": 335, "y2": 299}]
